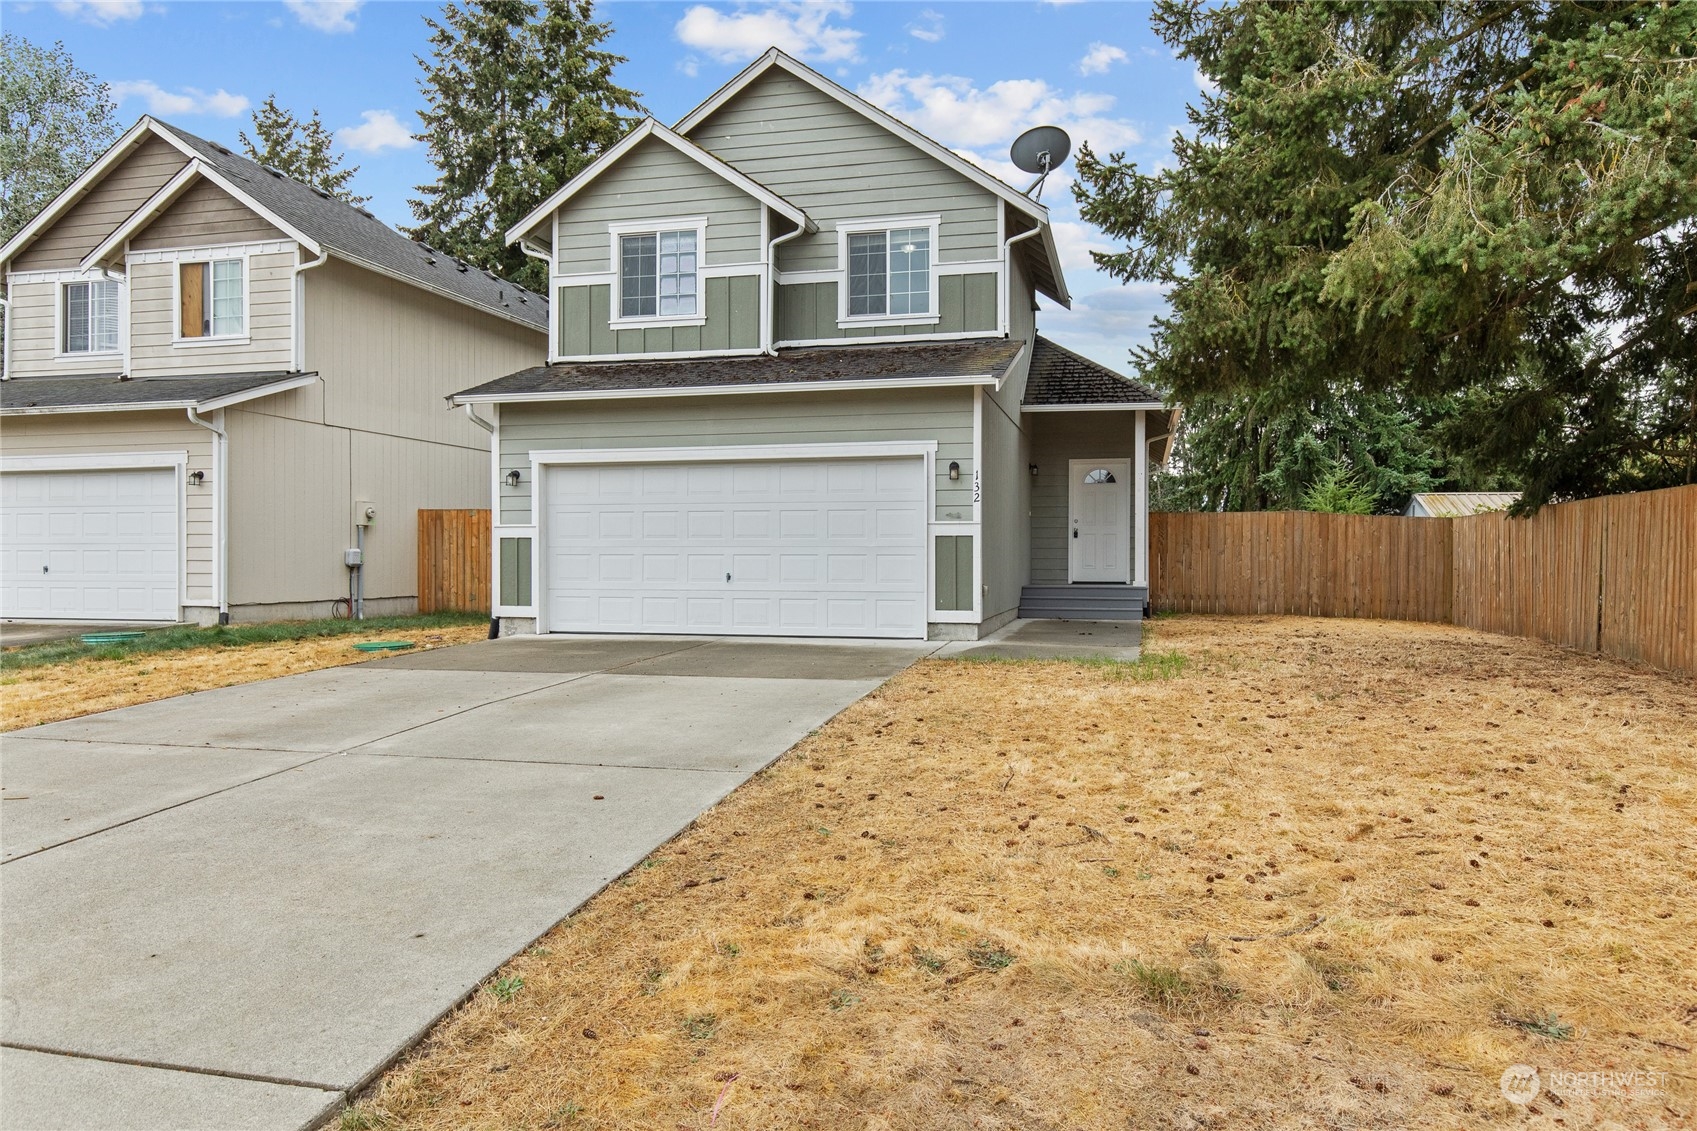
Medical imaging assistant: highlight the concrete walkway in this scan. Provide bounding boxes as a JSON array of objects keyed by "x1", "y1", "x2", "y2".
[
  {"x1": 0, "y1": 634, "x2": 938, "y2": 1130},
  {"x1": 935, "y1": 617, "x2": 1142, "y2": 660}
]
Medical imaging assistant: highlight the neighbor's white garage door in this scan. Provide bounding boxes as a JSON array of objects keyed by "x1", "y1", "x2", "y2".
[
  {"x1": 0, "y1": 468, "x2": 180, "y2": 622},
  {"x1": 544, "y1": 456, "x2": 927, "y2": 638}
]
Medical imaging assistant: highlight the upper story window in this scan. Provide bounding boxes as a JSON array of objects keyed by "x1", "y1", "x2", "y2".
[
  {"x1": 620, "y1": 229, "x2": 697, "y2": 319},
  {"x1": 62, "y1": 280, "x2": 120, "y2": 354},
  {"x1": 178, "y1": 258, "x2": 244, "y2": 341},
  {"x1": 847, "y1": 225, "x2": 931, "y2": 318}
]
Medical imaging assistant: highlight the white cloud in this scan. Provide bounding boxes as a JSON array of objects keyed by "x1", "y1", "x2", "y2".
[
  {"x1": 111, "y1": 80, "x2": 250, "y2": 118},
  {"x1": 1037, "y1": 283, "x2": 1170, "y2": 375},
  {"x1": 858, "y1": 69, "x2": 1141, "y2": 152},
  {"x1": 337, "y1": 110, "x2": 416, "y2": 154},
  {"x1": 1193, "y1": 67, "x2": 1218, "y2": 93},
  {"x1": 906, "y1": 9, "x2": 944, "y2": 43},
  {"x1": 283, "y1": 0, "x2": 363, "y2": 34},
  {"x1": 675, "y1": 1, "x2": 861, "y2": 65},
  {"x1": 1078, "y1": 42, "x2": 1127, "y2": 76},
  {"x1": 52, "y1": 0, "x2": 143, "y2": 25}
]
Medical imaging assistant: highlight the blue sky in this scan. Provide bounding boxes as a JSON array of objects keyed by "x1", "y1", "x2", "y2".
[{"x1": 4, "y1": 0, "x2": 1201, "y2": 373}]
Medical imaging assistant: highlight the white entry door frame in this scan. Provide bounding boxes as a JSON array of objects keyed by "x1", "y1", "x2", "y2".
[{"x1": 1068, "y1": 457, "x2": 1132, "y2": 583}]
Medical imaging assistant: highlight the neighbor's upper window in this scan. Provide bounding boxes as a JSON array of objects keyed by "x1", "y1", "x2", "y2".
[
  {"x1": 620, "y1": 229, "x2": 697, "y2": 319},
  {"x1": 847, "y1": 227, "x2": 930, "y2": 318},
  {"x1": 63, "y1": 280, "x2": 120, "y2": 354},
  {"x1": 178, "y1": 259, "x2": 244, "y2": 339}
]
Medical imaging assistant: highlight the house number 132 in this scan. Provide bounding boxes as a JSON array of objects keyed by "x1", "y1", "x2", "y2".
[{"x1": 973, "y1": 469, "x2": 981, "y2": 503}]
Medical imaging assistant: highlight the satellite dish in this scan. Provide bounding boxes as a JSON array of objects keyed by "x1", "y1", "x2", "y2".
[{"x1": 1009, "y1": 125, "x2": 1071, "y2": 200}]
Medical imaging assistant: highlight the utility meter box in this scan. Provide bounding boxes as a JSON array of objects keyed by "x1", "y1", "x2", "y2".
[
  {"x1": 355, "y1": 501, "x2": 376, "y2": 526},
  {"x1": 343, "y1": 548, "x2": 363, "y2": 567}
]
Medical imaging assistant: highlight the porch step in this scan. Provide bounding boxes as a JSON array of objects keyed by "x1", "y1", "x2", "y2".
[{"x1": 1018, "y1": 584, "x2": 1147, "y2": 622}]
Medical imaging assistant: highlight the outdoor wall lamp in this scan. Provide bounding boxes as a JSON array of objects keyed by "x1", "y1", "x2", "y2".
[
  {"x1": 505, "y1": 470, "x2": 522, "y2": 488},
  {"x1": 948, "y1": 461, "x2": 961, "y2": 481},
  {"x1": 1029, "y1": 464, "x2": 1039, "y2": 477},
  {"x1": 188, "y1": 470, "x2": 205, "y2": 485}
]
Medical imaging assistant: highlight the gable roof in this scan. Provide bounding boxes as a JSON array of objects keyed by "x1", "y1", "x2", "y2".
[
  {"x1": 1023, "y1": 336, "x2": 1162, "y2": 407},
  {"x1": 507, "y1": 118, "x2": 813, "y2": 248},
  {"x1": 2, "y1": 117, "x2": 546, "y2": 332}
]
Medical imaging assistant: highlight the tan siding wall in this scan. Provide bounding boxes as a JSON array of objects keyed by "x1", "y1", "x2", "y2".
[
  {"x1": 0, "y1": 411, "x2": 216, "y2": 604},
  {"x1": 4, "y1": 279, "x2": 127, "y2": 378},
  {"x1": 224, "y1": 409, "x2": 350, "y2": 606},
  {"x1": 555, "y1": 136, "x2": 764, "y2": 274},
  {"x1": 130, "y1": 178, "x2": 286, "y2": 250},
  {"x1": 497, "y1": 387, "x2": 975, "y2": 525},
  {"x1": 690, "y1": 71, "x2": 1000, "y2": 273},
  {"x1": 128, "y1": 250, "x2": 296, "y2": 376},
  {"x1": 11, "y1": 135, "x2": 190, "y2": 271}
]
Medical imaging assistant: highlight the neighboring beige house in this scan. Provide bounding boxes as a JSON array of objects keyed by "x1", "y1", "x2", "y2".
[
  {"x1": 0, "y1": 117, "x2": 546, "y2": 624},
  {"x1": 455, "y1": 50, "x2": 1178, "y2": 641}
]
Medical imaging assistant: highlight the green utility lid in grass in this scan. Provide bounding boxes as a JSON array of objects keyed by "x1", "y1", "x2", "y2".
[
  {"x1": 352, "y1": 641, "x2": 416, "y2": 652},
  {"x1": 80, "y1": 632, "x2": 147, "y2": 645}
]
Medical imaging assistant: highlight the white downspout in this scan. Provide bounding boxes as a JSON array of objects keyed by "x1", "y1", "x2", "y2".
[
  {"x1": 1134, "y1": 409, "x2": 1149, "y2": 594},
  {"x1": 764, "y1": 220, "x2": 808, "y2": 355},
  {"x1": 186, "y1": 406, "x2": 230, "y2": 624},
  {"x1": 293, "y1": 248, "x2": 330, "y2": 373},
  {"x1": 0, "y1": 292, "x2": 10, "y2": 380},
  {"x1": 516, "y1": 238, "x2": 554, "y2": 361},
  {"x1": 1000, "y1": 226, "x2": 1044, "y2": 339}
]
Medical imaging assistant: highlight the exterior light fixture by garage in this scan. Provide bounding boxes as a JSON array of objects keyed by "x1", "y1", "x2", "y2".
[
  {"x1": 1029, "y1": 464, "x2": 1039, "y2": 477},
  {"x1": 948, "y1": 460, "x2": 961, "y2": 481},
  {"x1": 506, "y1": 469, "x2": 522, "y2": 487},
  {"x1": 188, "y1": 470, "x2": 206, "y2": 485}
]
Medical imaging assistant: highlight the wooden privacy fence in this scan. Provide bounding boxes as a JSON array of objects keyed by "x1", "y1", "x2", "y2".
[
  {"x1": 417, "y1": 509, "x2": 491, "y2": 614},
  {"x1": 1151, "y1": 484, "x2": 1696, "y2": 675}
]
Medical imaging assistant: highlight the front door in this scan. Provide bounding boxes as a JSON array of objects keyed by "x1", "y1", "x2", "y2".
[{"x1": 1068, "y1": 459, "x2": 1131, "y2": 583}]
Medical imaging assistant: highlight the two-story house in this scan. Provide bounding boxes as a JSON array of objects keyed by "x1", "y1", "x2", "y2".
[
  {"x1": 452, "y1": 50, "x2": 1177, "y2": 640},
  {"x1": 0, "y1": 117, "x2": 546, "y2": 625}
]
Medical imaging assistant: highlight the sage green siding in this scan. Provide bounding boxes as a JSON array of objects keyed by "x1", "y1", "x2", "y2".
[
  {"x1": 688, "y1": 70, "x2": 1000, "y2": 274},
  {"x1": 776, "y1": 273, "x2": 998, "y2": 343},
  {"x1": 498, "y1": 387, "x2": 974, "y2": 525},
  {"x1": 558, "y1": 276, "x2": 759, "y2": 356},
  {"x1": 934, "y1": 535, "x2": 974, "y2": 611},
  {"x1": 554, "y1": 136, "x2": 763, "y2": 274},
  {"x1": 500, "y1": 537, "x2": 533, "y2": 606}
]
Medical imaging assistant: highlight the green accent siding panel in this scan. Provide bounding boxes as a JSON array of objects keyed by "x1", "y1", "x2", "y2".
[
  {"x1": 499, "y1": 537, "x2": 532, "y2": 607},
  {"x1": 938, "y1": 275, "x2": 964, "y2": 333},
  {"x1": 588, "y1": 286, "x2": 615, "y2": 354},
  {"x1": 774, "y1": 274, "x2": 997, "y2": 343},
  {"x1": 963, "y1": 274, "x2": 998, "y2": 332},
  {"x1": 560, "y1": 286, "x2": 592, "y2": 356},
  {"x1": 616, "y1": 328, "x2": 645, "y2": 354},
  {"x1": 559, "y1": 280, "x2": 755, "y2": 358},
  {"x1": 729, "y1": 276, "x2": 760, "y2": 349},
  {"x1": 703, "y1": 276, "x2": 731, "y2": 350},
  {"x1": 935, "y1": 535, "x2": 973, "y2": 611},
  {"x1": 673, "y1": 323, "x2": 702, "y2": 352}
]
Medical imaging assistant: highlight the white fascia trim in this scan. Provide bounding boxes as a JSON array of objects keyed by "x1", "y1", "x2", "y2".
[
  {"x1": 776, "y1": 329, "x2": 1000, "y2": 349},
  {"x1": 1022, "y1": 401, "x2": 1167, "y2": 412},
  {"x1": 125, "y1": 239, "x2": 295, "y2": 265},
  {"x1": 507, "y1": 118, "x2": 811, "y2": 246},
  {"x1": 3, "y1": 400, "x2": 200, "y2": 416},
  {"x1": 676, "y1": 51, "x2": 1048, "y2": 227},
  {"x1": 194, "y1": 371, "x2": 319, "y2": 411},
  {"x1": 0, "y1": 118, "x2": 161, "y2": 269},
  {"x1": 79, "y1": 161, "x2": 206, "y2": 271},
  {"x1": 457, "y1": 373, "x2": 997, "y2": 406},
  {"x1": 528, "y1": 440, "x2": 938, "y2": 467},
  {"x1": 8, "y1": 267, "x2": 123, "y2": 285},
  {"x1": 2, "y1": 450, "x2": 188, "y2": 472}
]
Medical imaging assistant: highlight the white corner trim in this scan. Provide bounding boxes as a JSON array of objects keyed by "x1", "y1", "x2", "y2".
[
  {"x1": 1, "y1": 450, "x2": 188, "y2": 473},
  {"x1": 527, "y1": 440, "x2": 938, "y2": 467},
  {"x1": 456, "y1": 373, "x2": 997, "y2": 406}
]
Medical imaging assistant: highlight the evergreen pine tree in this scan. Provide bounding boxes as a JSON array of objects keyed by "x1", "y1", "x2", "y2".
[
  {"x1": 239, "y1": 94, "x2": 369, "y2": 206},
  {"x1": 407, "y1": 0, "x2": 643, "y2": 293}
]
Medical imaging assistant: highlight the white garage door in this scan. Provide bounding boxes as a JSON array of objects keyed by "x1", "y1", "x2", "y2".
[
  {"x1": 544, "y1": 456, "x2": 927, "y2": 638},
  {"x1": 0, "y1": 468, "x2": 181, "y2": 622}
]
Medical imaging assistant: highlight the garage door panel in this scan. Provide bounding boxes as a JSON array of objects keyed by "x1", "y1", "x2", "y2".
[
  {"x1": 545, "y1": 455, "x2": 927, "y2": 639},
  {"x1": 1, "y1": 468, "x2": 180, "y2": 622}
]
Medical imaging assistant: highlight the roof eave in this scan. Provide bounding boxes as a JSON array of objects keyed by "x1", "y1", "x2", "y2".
[
  {"x1": 0, "y1": 371, "x2": 322, "y2": 416},
  {"x1": 452, "y1": 372, "x2": 1000, "y2": 406}
]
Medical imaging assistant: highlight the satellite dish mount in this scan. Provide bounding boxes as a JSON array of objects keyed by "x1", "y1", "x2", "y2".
[{"x1": 1010, "y1": 125, "x2": 1072, "y2": 201}]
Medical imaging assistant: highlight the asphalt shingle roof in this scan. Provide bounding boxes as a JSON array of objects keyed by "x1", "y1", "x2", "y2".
[
  {"x1": 1023, "y1": 336, "x2": 1162, "y2": 406},
  {"x1": 154, "y1": 122, "x2": 547, "y2": 331},
  {"x1": 453, "y1": 338, "x2": 1027, "y2": 400},
  {"x1": 1, "y1": 372, "x2": 310, "y2": 412}
]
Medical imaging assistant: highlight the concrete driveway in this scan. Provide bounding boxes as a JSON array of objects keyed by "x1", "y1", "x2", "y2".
[{"x1": 0, "y1": 634, "x2": 936, "y2": 1130}]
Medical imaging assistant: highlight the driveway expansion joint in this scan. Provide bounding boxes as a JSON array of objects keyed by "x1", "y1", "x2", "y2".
[{"x1": 0, "y1": 1041, "x2": 345, "y2": 1095}]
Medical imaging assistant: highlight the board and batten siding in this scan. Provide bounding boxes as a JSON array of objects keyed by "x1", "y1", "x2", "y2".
[
  {"x1": 1029, "y1": 413, "x2": 1136, "y2": 584},
  {"x1": 555, "y1": 136, "x2": 764, "y2": 275},
  {"x1": 776, "y1": 274, "x2": 997, "y2": 343},
  {"x1": 0, "y1": 411, "x2": 216, "y2": 605},
  {"x1": 688, "y1": 70, "x2": 1000, "y2": 274},
  {"x1": 130, "y1": 178, "x2": 286, "y2": 250},
  {"x1": 125, "y1": 250, "x2": 295, "y2": 376},
  {"x1": 559, "y1": 277, "x2": 759, "y2": 357},
  {"x1": 10, "y1": 135, "x2": 190, "y2": 272},
  {"x1": 497, "y1": 386, "x2": 975, "y2": 525}
]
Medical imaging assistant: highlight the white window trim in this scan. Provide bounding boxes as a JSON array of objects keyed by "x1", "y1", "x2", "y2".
[
  {"x1": 605, "y1": 216, "x2": 709, "y2": 329},
  {"x1": 170, "y1": 253, "x2": 251, "y2": 347},
  {"x1": 835, "y1": 215, "x2": 942, "y2": 328},
  {"x1": 52, "y1": 274, "x2": 124, "y2": 362}
]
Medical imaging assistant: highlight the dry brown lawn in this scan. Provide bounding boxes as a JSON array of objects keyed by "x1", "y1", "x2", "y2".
[
  {"x1": 0, "y1": 624, "x2": 489, "y2": 732},
  {"x1": 352, "y1": 615, "x2": 1696, "y2": 1131}
]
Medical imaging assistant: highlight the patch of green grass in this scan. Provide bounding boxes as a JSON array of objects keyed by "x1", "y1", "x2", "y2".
[
  {"x1": 717, "y1": 941, "x2": 741, "y2": 958},
  {"x1": 488, "y1": 975, "x2": 524, "y2": 1003},
  {"x1": 682, "y1": 1013, "x2": 718, "y2": 1040},
  {"x1": 339, "y1": 1106, "x2": 378, "y2": 1130},
  {"x1": 1115, "y1": 958, "x2": 1239, "y2": 1014},
  {"x1": 912, "y1": 949, "x2": 946, "y2": 973},
  {"x1": 966, "y1": 939, "x2": 1015, "y2": 970},
  {"x1": 544, "y1": 1103, "x2": 582, "y2": 1126},
  {"x1": 1501, "y1": 1010, "x2": 1575, "y2": 1040},
  {"x1": 0, "y1": 612, "x2": 487, "y2": 672},
  {"x1": 641, "y1": 967, "x2": 668, "y2": 995},
  {"x1": 828, "y1": 988, "x2": 861, "y2": 1011},
  {"x1": 953, "y1": 649, "x2": 1188, "y2": 681}
]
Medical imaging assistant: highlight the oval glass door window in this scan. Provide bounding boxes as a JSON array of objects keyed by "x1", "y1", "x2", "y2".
[{"x1": 1083, "y1": 468, "x2": 1117, "y2": 484}]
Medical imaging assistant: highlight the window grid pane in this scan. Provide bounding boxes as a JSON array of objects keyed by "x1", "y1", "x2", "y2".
[
  {"x1": 64, "y1": 282, "x2": 90, "y2": 353},
  {"x1": 657, "y1": 229, "x2": 696, "y2": 317},
  {"x1": 888, "y1": 227, "x2": 930, "y2": 316},
  {"x1": 91, "y1": 281, "x2": 120, "y2": 352},
  {"x1": 847, "y1": 231, "x2": 887, "y2": 316},
  {"x1": 620, "y1": 234, "x2": 657, "y2": 318},
  {"x1": 210, "y1": 259, "x2": 243, "y2": 336}
]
